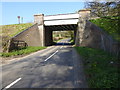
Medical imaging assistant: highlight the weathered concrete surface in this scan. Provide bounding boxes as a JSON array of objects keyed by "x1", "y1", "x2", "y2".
[
  {"x1": 12, "y1": 24, "x2": 42, "y2": 46},
  {"x1": 8, "y1": 24, "x2": 45, "y2": 51},
  {"x1": 8, "y1": 24, "x2": 44, "y2": 51},
  {"x1": 34, "y1": 14, "x2": 44, "y2": 25},
  {"x1": 38, "y1": 25, "x2": 45, "y2": 46},
  {"x1": 76, "y1": 20, "x2": 120, "y2": 56}
]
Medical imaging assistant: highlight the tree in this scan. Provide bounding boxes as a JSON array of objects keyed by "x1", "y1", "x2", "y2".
[{"x1": 85, "y1": 1, "x2": 120, "y2": 20}]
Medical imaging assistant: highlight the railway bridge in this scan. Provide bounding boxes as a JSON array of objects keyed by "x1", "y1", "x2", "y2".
[{"x1": 33, "y1": 9, "x2": 90, "y2": 46}]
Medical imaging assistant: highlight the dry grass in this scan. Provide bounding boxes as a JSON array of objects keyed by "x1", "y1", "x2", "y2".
[{"x1": 1, "y1": 23, "x2": 33, "y2": 37}]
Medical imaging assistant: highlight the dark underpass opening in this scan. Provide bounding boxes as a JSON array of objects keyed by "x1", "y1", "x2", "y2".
[{"x1": 44, "y1": 24, "x2": 78, "y2": 46}]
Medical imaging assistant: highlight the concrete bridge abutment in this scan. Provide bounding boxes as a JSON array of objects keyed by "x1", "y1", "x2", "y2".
[
  {"x1": 34, "y1": 14, "x2": 54, "y2": 46},
  {"x1": 75, "y1": 9, "x2": 91, "y2": 46},
  {"x1": 34, "y1": 14, "x2": 45, "y2": 46}
]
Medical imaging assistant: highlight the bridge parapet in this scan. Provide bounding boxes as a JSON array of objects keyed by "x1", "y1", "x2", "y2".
[
  {"x1": 44, "y1": 13, "x2": 79, "y2": 20},
  {"x1": 78, "y1": 9, "x2": 91, "y2": 16},
  {"x1": 34, "y1": 9, "x2": 91, "y2": 26},
  {"x1": 44, "y1": 13, "x2": 79, "y2": 26},
  {"x1": 34, "y1": 14, "x2": 44, "y2": 25}
]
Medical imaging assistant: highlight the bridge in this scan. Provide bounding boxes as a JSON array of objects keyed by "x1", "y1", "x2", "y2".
[
  {"x1": 2, "y1": 9, "x2": 119, "y2": 89},
  {"x1": 8, "y1": 9, "x2": 119, "y2": 56},
  {"x1": 44, "y1": 13, "x2": 79, "y2": 26},
  {"x1": 9, "y1": 9, "x2": 91, "y2": 51},
  {"x1": 32, "y1": 9, "x2": 90, "y2": 46}
]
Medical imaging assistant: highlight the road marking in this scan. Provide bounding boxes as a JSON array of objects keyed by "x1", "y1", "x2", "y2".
[
  {"x1": 44, "y1": 50, "x2": 58, "y2": 61},
  {"x1": 5, "y1": 78, "x2": 21, "y2": 89}
]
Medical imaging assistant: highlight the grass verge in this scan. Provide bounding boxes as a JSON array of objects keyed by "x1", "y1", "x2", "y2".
[
  {"x1": 75, "y1": 46, "x2": 119, "y2": 88},
  {"x1": 1, "y1": 46, "x2": 46, "y2": 57}
]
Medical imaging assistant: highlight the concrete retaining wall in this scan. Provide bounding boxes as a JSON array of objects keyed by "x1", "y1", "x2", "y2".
[
  {"x1": 8, "y1": 24, "x2": 44, "y2": 52},
  {"x1": 76, "y1": 20, "x2": 120, "y2": 56},
  {"x1": 12, "y1": 24, "x2": 42, "y2": 46}
]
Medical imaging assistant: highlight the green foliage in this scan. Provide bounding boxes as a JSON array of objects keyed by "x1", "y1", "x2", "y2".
[
  {"x1": 53, "y1": 31, "x2": 74, "y2": 42},
  {"x1": 70, "y1": 39, "x2": 74, "y2": 44},
  {"x1": 1, "y1": 46, "x2": 46, "y2": 57},
  {"x1": 75, "y1": 47, "x2": 119, "y2": 88},
  {"x1": 90, "y1": 17, "x2": 120, "y2": 42}
]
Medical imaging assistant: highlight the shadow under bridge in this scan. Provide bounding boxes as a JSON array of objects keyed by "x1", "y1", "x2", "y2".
[{"x1": 44, "y1": 24, "x2": 78, "y2": 46}]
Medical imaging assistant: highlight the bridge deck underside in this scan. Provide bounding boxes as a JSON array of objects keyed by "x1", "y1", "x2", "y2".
[{"x1": 45, "y1": 24, "x2": 78, "y2": 31}]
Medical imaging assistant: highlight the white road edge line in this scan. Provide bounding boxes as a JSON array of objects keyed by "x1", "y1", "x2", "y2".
[
  {"x1": 44, "y1": 50, "x2": 58, "y2": 61},
  {"x1": 5, "y1": 78, "x2": 21, "y2": 89}
]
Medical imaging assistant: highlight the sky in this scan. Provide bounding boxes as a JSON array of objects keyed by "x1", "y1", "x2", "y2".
[{"x1": 1, "y1": 2, "x2": 85, "y2": 25}]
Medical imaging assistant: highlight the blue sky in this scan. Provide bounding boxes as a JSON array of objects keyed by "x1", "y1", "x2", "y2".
[{"x1": 1, "y1": 2, "x2": 85, "y2": 25}]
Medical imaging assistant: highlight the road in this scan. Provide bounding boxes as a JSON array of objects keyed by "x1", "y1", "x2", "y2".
[{"x1": 0, "y1": 38, "x2": 88, "y2": 89}]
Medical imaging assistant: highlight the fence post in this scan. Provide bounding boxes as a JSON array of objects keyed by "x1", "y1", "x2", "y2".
[{"x1": 6, "y1": 39, "x2": 12, "y2": 53}]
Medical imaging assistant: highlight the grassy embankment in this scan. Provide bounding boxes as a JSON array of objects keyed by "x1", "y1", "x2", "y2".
[
  {"x1": 1, "y1": 23, "x2": 46, "y2": 57},
  {"x1": 1, "y1": 23, "x2": 33, "y2": 50},
  {"x1": 1, "y1": 23, "x2": 33, "y2": 37},
  {"x1": 90, "y1": 17, "x2": 120, "y2": 42},
  {"x1": 1, "y1": 46, "x2": 46, "y2": 57},
  {"x1": 75, "y1": 47, "x2": 119, "y2": 88}
]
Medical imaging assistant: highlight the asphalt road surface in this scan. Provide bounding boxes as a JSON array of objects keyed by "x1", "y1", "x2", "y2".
[{"x1": 0, "y1": 38, "x2": 88, "y2": 89}]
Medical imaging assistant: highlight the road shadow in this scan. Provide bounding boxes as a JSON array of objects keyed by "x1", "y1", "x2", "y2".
[{"x1": 55, "y1": 42, "x2": 74, "y2": 46}]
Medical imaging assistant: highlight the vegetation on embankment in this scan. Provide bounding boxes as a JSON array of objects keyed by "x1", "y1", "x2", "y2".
[
  {"x1": 1, "y1": 46, "x2": 46, "y2": 57},
  {"x1": 1, "y1": 23, "x2": 33, "y2": 52},
  {"x1": 53, "y1": 31, "x2": 74, "y2": 43},
  {"x1": 1, "y1": 23, "x2": 33, "y2": 37},
  {"x1": 75, "y1": 47, "x2": 119, "y2": 88},
  {"x1": 90, "y1": 17, "x2": 120, "y2": 42}
]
